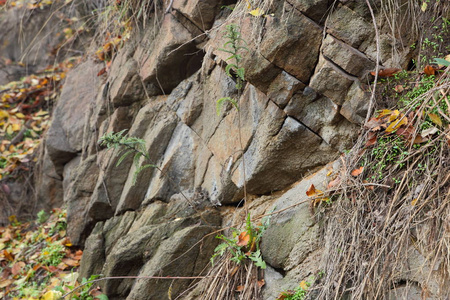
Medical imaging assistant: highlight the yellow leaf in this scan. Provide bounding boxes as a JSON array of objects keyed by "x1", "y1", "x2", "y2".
[
  {"x1": 15, "y1": 112, "x2": 25, "y2": 119},
  {"x1": 0, "y1": 110, "x2": 9, "y2": 119},
  {"x1": 249, "y1": 7, "x2": 264, "y2": 17},
  {"x1": 411, "y1": 198, "x2": 418, "y2": 206},
  {"x1": 421, "y1": 1, "x2": 427, "y2": 12},
  {"x1": 427, "y1": 113, "x2": 442, "y2": 127},
  {"x1": 385, "y1": 116, "x2": 407, "y2": 133},
  {"x1": 42, "y1": 290, "x2": 62, "y2": 300},
  {"x1": 12, "y1": 123, "x2": 21, "y2": 132}
]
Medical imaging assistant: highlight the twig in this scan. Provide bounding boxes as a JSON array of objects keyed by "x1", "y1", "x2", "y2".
[{"x1": 364, "y1": 0, "x2": 380, "y2": 125}]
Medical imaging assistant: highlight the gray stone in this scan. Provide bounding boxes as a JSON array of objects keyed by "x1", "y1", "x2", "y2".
[
  {"x1": 115, "y1": 101, "x2": 178, "y2": 214},
  {"x1": 340, "y1": 82, "x2": 369, "y2": 124},
  {"x1": 267, "y1": 71, "x2": 305, "y2": 108},
  {"x1": 260, "y1": 3, "x2": 322, "y2": 83},
  {"x1": 289, "y1": 0, "x2": 332, "y2": 23},
  {"x1": 46, "y1": 59, "x2": 103, "y2": 174},
  {"x1": 309, "y1": 55, "x2": 356, "y2": 105},
  {"x1": 326, "y1": 4, "x2": 374, "y2": 49},
  {"x1": 232, "y1": 102, "x2": 338, "y2": 194},
  {"x1": 321, "y1": 34, "x2": 375, "y2": 78},
  {"x1": 172, "y1": 0, "x2": 223, "y2": 30},
  {"x1": 136, "y1": 14, "x2": 203, "y2": 94},
  {"x1": 108, "y1": 46, "x2": 144, "y2": 106}
]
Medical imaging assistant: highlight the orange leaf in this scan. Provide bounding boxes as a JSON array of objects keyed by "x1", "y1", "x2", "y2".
[
  {"x1": 365, "y1": 131, "x2": 377, "y2": 147},
  {"x1": 3, "y1": 249, "x2": 14, "y2": 261},
  {"x1": 236, "y1": 231, "x2": 250, "y2": 247},
  {"x1": 236, "y1": 285, "x2": 245, "y2": 292},
  {"x1": 371, "y1": 68, "x2": 402, "y2": 77},
  {"x1": 97, "y1": 67, "x2": 107, "y2": 76},
  {"x1": 327, "y1": 176, "x2": 341, "y2": 189},
  {"x1": 11, "y1": 261, "x2": 25, "y2": 276},
  {"x1": 306, "y1": 184, "x2": 317, "y2": 197},
  {"x1": 351, "y1": 166, "x2": 364, "y2": 176},
  {"x1": 424, "y1": 65, "x2": 436, "y2": 76},
  {"x1": 62, "y1": 258, "x2": 79, "y2": 267},
  {"x1": 257, "y1": 279, "x2": 265, "y2": 288},
  {"x1": 394, "y1": 85, "x2": 404, "y2": 93}
]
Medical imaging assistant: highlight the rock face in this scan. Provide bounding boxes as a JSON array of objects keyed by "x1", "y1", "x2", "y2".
[{"x1": 5, "y1": 0, "x2": 446, "y2": 299}]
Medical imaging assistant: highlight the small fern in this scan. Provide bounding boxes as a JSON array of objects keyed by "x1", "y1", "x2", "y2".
[{"x1": 99, "y1": 130, "x2": 156, "y2": 185}]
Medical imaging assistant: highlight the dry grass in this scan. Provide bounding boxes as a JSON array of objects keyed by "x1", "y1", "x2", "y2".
[
  {"x1": 185, "y1": 253, "x2": 263, "y2": 300},
  {"x1": 313, "y1": 69, "x2": 450, "y2": 299}
]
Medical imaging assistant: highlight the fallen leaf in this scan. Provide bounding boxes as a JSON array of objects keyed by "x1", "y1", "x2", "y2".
[
  {"x1": 371, "y1": 68, "x2": 402, "y2": 77},
  {"x1": 327, "y1": 176, "x2": 341, "y2": 189},
  {"x1": 257, "y1": 279, "x2": 265, "y2": 288},
  {"x1": 62, "y1": 257, "x2": 79, "y2": 267},
  {"x1": 424, "y1": 65, "x2": 436, "y2": 76},
  {"x1": 411, "y1": 198, "x2": 418, "y2": 206},
  {"x1": 11, "y1": 261, "x2": 25, "y2": 276},
  {"x1": 97, "y1": 67, "x2": 107, "y2": 76},
  {"x1": 386, "y1": 116, "x2": 408, "y2": 133},
  {"x1": 0, "y1": 278, "x2": 14, "y2": 288},
  {"x1": 351, "y1": 166, "x2": 364, "y2": 177},
  {"x1": 427, "y1": 113, "x2": 442, "y2": 127},
  {"x1": 365, "y1": 117, "x2": 383, "y2": 131},
  {"x1": 413, "y1": 135, "x2": 428, "y2": 144},
  {"x1": 365, "y1": 131, "x2": 377, "y2": 147},
  {"x1": 236, "y1": 231, "x2": 250, "y2": 247},
  {"x1": 249, "y1": 7, "x2": 264, "y2": 17},
  {"x1": 394, "y1": 85, "x2": 404, "y2": 93},
  {"x1": 421, "y1": 126, "x2": 439, "y2": 138},
  {"x1": 421, "y1": 1, "x2": 427, "y2": 12},
  {"x1": 299, "y1": 280, "x2": 309, "y2": 290},
  {"x1": 306, "y1": 184, "x2": 318, "y2": 197},
  {"x1": 236, "y1": 285, "x2": 245, "y2": 292},
  {"x1": 362, "y1": 180, "x2": 374, "y2": 190}
]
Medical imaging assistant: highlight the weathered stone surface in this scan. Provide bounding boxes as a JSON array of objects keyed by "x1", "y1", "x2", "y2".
[
  {"x1": 326, "y1": 4, "x2": 374, "y2": 49},
  {"x1": 96, "y1": 200, "x2": 220, "y2": 298},
  {"x1": 260, "y1": 164, "x2": 332, "y2": 269},
  {"x1": 260, "y1": 3, "x2": 322, "y2": 83},
  {"x1": 340, "y1": 82, "x2": 369, "y2": 124},
  {"x1": 143, "y1": 122, "x2": 199, "y2": 203},
  {"x1": 288, "y1": 0, "x2": 332, "y2": 23},
  {"x1": 46, "y1": 59, "x2": 103, "y2": 174},
  {"x1": 172, "y1": 0, "x2": 223, "y2": 30},
  {"x1": 108, "y1": 45, "x2": 144, "y2": 107},
  {"x1": 232, "y1": 101, "x2": 338, "y2": 195},
  {"x1": 166, "y1": 73, "x2": 203, "y2": 126},
  {"x1": 267, "y1": 71, "x2": 305, "y2": 108},
  {"x1": 88, "y1": 97, "x2": 169, "y2": 219},
  {"x1": 309, "y1": 55, "x2": 356, "y2": 105},
  {"x1": 321, "y1": 34, "x2": 375, "y2": 78},
  {"x1": 78, "y1": 222, "x2": 105, "y2": 280},
  {"x1": 116, "y1": 102, "x2": 178, "y2": 213},
  {"x1": 65, "y1": 155, "x2": 99, "y2": 245},
  {"x1": 136, "y1": 14, "x2": 203, "y2": 94},
  {"x1": 0, "y1": 5, "x2": 86, "y2": 84},
  {"x1": 125, "y1": 225, "x2": 216, "y2": 300},
  {"x1": 207, "y1": 85, "x2": 268, "y2": 165}
]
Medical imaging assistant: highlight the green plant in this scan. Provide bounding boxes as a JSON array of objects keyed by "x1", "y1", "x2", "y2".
[
  {"x1": 216, "y1": 24, "x2": 248, "y2": 115},
  {"x1": 40, "y1": 242, "x2": 65, "y2": 266},
  {"x1": 37, "y1": 210, "x2": 49, "y2": 224},
  {"x1": 276, "y1": 281, "x2": 310, "y2": 300},
  {"x1": 55, "y1": 274, "x2": 109, "y2": 300},
  {"x1": 99, "y1": 130, "x2": 157, "y2": 185},
  {"x1": 211, "y1": 213, "x2": 270, "y2": 269}
]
